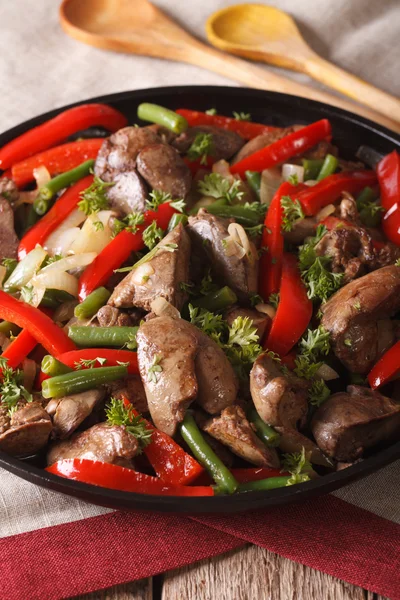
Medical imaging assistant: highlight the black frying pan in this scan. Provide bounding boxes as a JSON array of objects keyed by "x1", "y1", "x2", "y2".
[{"x1": 1, "y1": 86, "x2": 399, "y2": 513}]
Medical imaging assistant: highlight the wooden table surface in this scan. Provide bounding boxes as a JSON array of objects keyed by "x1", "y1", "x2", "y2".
[{"x1": 75, "y1": 545, "x2": 387, "y2": 599}]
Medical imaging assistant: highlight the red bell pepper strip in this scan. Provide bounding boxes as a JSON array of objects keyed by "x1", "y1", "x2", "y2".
[
  {"x1": 12, "y1": 139, "x2": 104, "y2": 188},
  {"x1": 0, "y1": 292, "x2": 75, "y2": 356},
  {"x1": 293, "y1": 170, "x2": 377, "y2": 217},
  {"x1": 183, "y1": 156, "x2": 214, "y2": 176},
  {"x1": 78, "y1": 202, "x2": 177, "y2": 301},
  {"x1": 124, "y1": 404, "x2": 203, "y2": 486},
  {"x1": 176, "y1": 109, "x2": 277, "y2": 140},
  {"x1": 281, "y1": 350, "x2": 297, "y2": 371},
  {"x1": 258, "y1": 181, "x2": 304, "y2": 299},
  {"x1": 265, "y1": 253, "x2": 312, "y2": 356},
  {"x1": 1, "y1": 329, "x2": 37, "y2": 369},
  {"x1": 376, "y1": 150, "x2": 400, "y2": 211},
  {"x1": 18, "y1": 175, "x2": 93, "y2": 260},
  {"x1": 376, "y1": 151, "x2": 400, "y2": 245},
  {"x1": 0, "y1": 104, "x2": 127, "y2": 170},
  {"x1": 368, "y1": 339, "x2": 400, "y2": 389},
  {"x1": 230, "y1": 119, "x2": 332, "y2": 178},
  {"x1": 46, "y1": 459, "x2": 214, "y2": 496}
]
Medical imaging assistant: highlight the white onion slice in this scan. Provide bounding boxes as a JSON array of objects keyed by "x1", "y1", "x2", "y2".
[
  {"x1": 69, "y1": 211, "x2": 113, "y2": 255},
  {"x1": 223, "y1": 236, "x2": 247, "y2": 259},
  {"x1": 40, "y1": 252, "x2": 96, "y2": 274},
  {"x1": 260, "y1": 167, "x2": 281, "y2": 206},
  {"x1": 131, "y1": 263, "x2": 155, "y2": 286},
  {"x1": 304, "y1": 179, "x2": 318, "y2": 187},
  {"x1": 316, "y1": 363, "x2": 339, "y2": 381},
  {"x1": 227, "y1": 223, "x2": 257, "y2": 265},
  {"x1": 33, "y1": 165, "x2": 51, "y2": 189},
  {"x1": 4, "y1": 246, "x2": 47, "y2": 290},
  {"x1": 255, "y1": 303, "x2": 276, "y2": 319},
  {"x1": 32, "y1": 270, "x2": 79, "y2": 298},
  {"x1": 316, "y1": 204, "x2": 336, "y2": 221},
  {"x1": 44, "y1": 209, "x2": 87, "y2": 256},
  {"x1": 282, "y1": 164, "x2": 304, "y2": 183},
  {"x1": 151, "y1": 297, "x2": 180, "y2": 319}
]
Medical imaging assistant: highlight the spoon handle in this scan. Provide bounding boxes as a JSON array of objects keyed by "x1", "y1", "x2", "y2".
[
  {"x1": 303, "y1": 54, "x2": 400, "y2": 124},
  {"x1": 187, "y1": 42, "x2": 400, "y2": 133}
]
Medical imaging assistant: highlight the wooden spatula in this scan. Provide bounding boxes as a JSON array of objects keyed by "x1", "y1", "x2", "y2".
[{"x1": 59, "y1": 0, "x2": 400, "y2": 133}]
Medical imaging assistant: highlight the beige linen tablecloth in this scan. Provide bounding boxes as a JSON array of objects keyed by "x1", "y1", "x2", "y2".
[{"x1": 0, "y1": 0, "x2": 399, "y2": 537}]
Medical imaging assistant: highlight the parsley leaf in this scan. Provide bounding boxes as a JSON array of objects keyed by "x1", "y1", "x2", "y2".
[
  {"x1": 145, "y1": 190, "x2": 186, "y2": 213},
  {"x1": 147, "y1": 354, "x2": 163, "y2": 383},
  {"x1": 308, "y1": 378, "x2": 330, "y2": 407},
  {"x1": 280, "y1": 195, "x2": 305, "y2": 232},
  {"x1": 288, "y1": 173, "x2": 299, "y2": 185},
  {"x1": 233, "y1": 111, "x2": 251, "y2": 121},
  {"x1": 189, "y1": 305, "x2": 226, "y2": 337},
  {"x1": 299, "y1": 225, "x2": 344, "y2": 302},
  {"x1": 187, "y1": 133, "x2": 214, "y2": 165},
  {"x1": 74, "y1": 357, "x2": 107, "y2": 369},
  {"x1": 0, "y1": 357, "x2": 32, "y2": 415},
  {"x1": 268, "y1": 293, "x2": 280, "y2": 308},
  {"x1": 199, "y1": 269, "x2": 218, "y2": 296},
  {"x1": 299, "y1": 325, "x2": 330, "y2": 361},
  {"x1": 78, "y1": 175, "x2": 113, "y2": 215},
  {"x1": 105, "y1": 397, "x2": 152, "y2": 449},
  {"x1": 198, "y1": 173, "x2": 244, "y2": 204},
  {"x1": 228, "y1": 316, "x2": 259, "y2": 347},
  {"x1": 282, "y1": 447, "x2": 312, "y2": 486},
  {"x1": 113, "y1": 212, "x2": 145, "y2": 235},
  {"x1": 244, "y1": 224, "x2": 265, "y2": 238},
  {"x1": 142, "y1": 221, "x2": 163, "y2": 250},
  {"x1": 250, "y1": 293, "x2": 263, "y2": 307}
]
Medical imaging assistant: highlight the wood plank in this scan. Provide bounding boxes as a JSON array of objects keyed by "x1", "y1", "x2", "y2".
[
  {"x1": 162, "y1": 545, "x2": 370, "y2": 600},
  {"x1": 72, "y1": 578, "x2": 152, "y2": 600}
]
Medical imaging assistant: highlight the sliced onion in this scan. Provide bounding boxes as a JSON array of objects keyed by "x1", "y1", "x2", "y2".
[
  {"x1": 14, "y1": 190, "x2": 38, "y2": 208},
  {"x1": 260, "y1": 167, "x2": 281, "y2": 206},
  {"x1": 151, "y1": 297, "x2": 180, "y2": 319},
  {"x1": 282, "y1": 164, "x2": 304, "y2": 183},
  {"x1": 212, "y1": 159, "x2": 235, "y2": 182},
  {"x1": 131, "y1": 263, "x2": 155, "y2": 286},
  {"x1": 227, "y1": 223, "x2": 257, "y2": 265},
  {"x1": 32, "y1": 270, "x2": 78, "y2": 298},
  {"x1": 45, "y1": 208, "x2": 87, "y2": 256},
  {"x1": 33, "y1": 165, "x2": 51, "y2": 189},
  {"x1": 69, "y1": 211, "x2": 114, "y2": 255},
  {"x1": 40, "y1": 252, "x2": 96, "y2": 274},
  {"x1": 304, "y1": 179, "x2": 318, "y2": 187},
  {"x1": 4, "y1": 246, "x2": 47, "y2": 290},
  {"x1": 255, "y1": 303, "x2": 276, "y2": 319},
  {"x1": 316, "y1": 204, "x2": 336, "y2": 221},
  {"x1": 223, "y1": 236, "x2": 246, "y2": 259},
  {"x1": 316, "y1": 363, "x2": 339, "y2": 381}
]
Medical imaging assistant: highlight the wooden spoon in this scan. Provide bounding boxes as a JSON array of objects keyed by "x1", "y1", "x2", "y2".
[
  {"x1": 206, "y1": 4, "x2": 400, "y2": 125},
  {"x1": 59, "y1": 0, "x2": 400, "y2": 133}
]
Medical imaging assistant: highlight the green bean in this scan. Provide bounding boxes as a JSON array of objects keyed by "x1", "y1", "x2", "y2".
[
  {"x1": 41, "y1": 355, "x2": 73, "y2": 377},
  {"x1": 189, "y1": 197, "x2": 227, "y2": 216},
  {"x1": 137, "y1": 103, "x2": 188, "y2": 134},
  {"x1": 1, "y1": 258, "x2": 17, "y2": 283},
  {"x1": 316, "y1": 154, "x2": 339, "y2": 181},
  {"x1": 40, "y1": 289, "x2": 76, "y2": 308},
  {"x1": 248, "y1": 408, "x2": 280, "y2": 447},
  {"x1": 302, "y1": 158, "x2": 324, "y2": 181},
  {"x1": 0, "y1": 321, "x2": 21, "y2": 336},
  {"x1": 191, "y1": 286, "x2": 237, "y2": 312},
  {"x1": 238, "y1": 476, "x2": 291, "y2": 493},
  {"x1": 74, "y1": 287, "x2": 111, "y2": 320},
  {"x1": 356, "y1": 186, "x2": 377, "y2": 210},
  {"x1": 168, "y1": 213, "x2": 188, "y2": 232},
  {"x1": 68, "y1": 325, "x2": 138, "y2": 348},
  {"x1": 33, "y1": 159, "x2": 95, "y2": 216},
  {"x1": 245, "y1": 170, "x2": 261, "y2": 199},
  {"x1": 41, "y1": 365, "x2": 128, "y2": 399},
  {"x1": 206, "y1": 202, "x2": 261, "y2": 227},
  {"x1": 180, "y1": 412, "x2": 238, "y2": 494}
]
